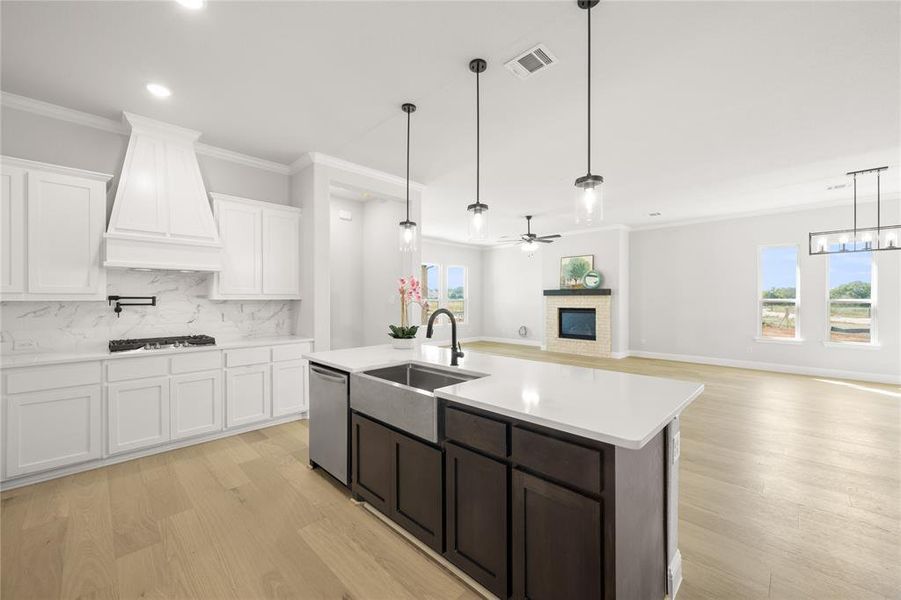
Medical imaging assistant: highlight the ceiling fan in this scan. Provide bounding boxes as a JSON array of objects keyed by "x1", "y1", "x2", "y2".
[{"x1": 499, "y1": 215, "x2": 561, "y2": 252}]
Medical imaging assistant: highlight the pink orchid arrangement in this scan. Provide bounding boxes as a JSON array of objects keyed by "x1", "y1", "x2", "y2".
[{"x1": 396, "y1": 275, "x2": 429, "y2": 330}]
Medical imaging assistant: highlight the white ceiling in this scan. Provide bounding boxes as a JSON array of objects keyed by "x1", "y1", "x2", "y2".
[{"x1": 2, "y1": 1, "x2": 899, "y2": 243}]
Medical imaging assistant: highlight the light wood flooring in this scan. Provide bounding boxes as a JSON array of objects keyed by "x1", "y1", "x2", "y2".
[{"x1": 2, "y1": 342, "x2": 899, "y2": 599}]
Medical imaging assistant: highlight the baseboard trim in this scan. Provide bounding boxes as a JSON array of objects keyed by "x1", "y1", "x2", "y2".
[
  {"x1": 0, "y1": 413, "x2": 308, "y2": 491},
  {"x1": 476, "y1": 336, "x2": 541, "y2": 347},
  {"x1": 668, "y1": 549, "x2": 683, "y2": 600},
  {"x1": 628, "y1": 350, "x2": 901, "y2": 385}
]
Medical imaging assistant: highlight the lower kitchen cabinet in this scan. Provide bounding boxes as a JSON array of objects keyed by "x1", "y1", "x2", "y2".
[
  {"x1": 108, "y1": 376, "x2": 171, "y2": 455},
  {"x1": 352, "y1": 412, "x2": 394, "y2": 514},
  {"x1": 351, "y1": 412, "x2": 444, "y2": 552},
  {"x1": 4, "y1": 384, "x2": 102, "y2": 477},
  {"x1": 226, "y1": 364, "x2": 271, "y2": 428},
  {"x1": 445, "y1": 442, "x2": 509, "y2": 599},
  {"x1": 511, "y1": 469, "x2": 604, "y2": 600},
  {"x1": 272, "y1": 358, "x2": 306, "y2": 417},
  {"x1": 171, "y1": 370, "x2": 222, "y2": 439}
]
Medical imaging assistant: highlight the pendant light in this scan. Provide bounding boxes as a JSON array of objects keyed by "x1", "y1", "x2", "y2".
[
  {"x1": 809, "y1": 166, "x2": 899, "y2": 254},
  {"x1": 467, "y1": 58, "x2": 490, "y2": 240},
  {"x1": 574, "y1": 0, "x2": 604, "y2": 225},
  {"x1": 399, "y1": 102, "x2": 417, "y2": 252}
]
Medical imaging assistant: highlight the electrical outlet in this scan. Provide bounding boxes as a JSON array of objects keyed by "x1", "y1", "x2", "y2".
[
  {"x1": 13, "y1": 340, "x2": 37, "y2": 352},
  {"x1": 671, "y1": 431, "x2": 681, "y2": 463}
]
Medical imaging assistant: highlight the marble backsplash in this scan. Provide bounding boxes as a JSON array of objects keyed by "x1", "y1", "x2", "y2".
[{"x1": 0, "y1": 270, "x2": 296, "y2": 353}]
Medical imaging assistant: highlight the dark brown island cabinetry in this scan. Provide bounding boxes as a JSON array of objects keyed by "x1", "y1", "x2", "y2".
[
  {"x1": 441, "y1": 401, "x2": 666, "y2": 600},
  {"x1": 350, "y1": 412, "x2": 443, "y2": 552}
]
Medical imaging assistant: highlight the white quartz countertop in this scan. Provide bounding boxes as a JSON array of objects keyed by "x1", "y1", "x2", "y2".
[
  {"x1": 305, "y1": 344, "x2": 704, "y2": 449},
  {"x1": 0, "y1": 335, "x2": 314, "y2": 368}
]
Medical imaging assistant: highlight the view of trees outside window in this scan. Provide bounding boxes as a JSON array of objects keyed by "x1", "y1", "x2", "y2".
[
  {"x1": 447, "y1": 266, "x2": 466, "y2": 323},
  {"x1": 828, "y1": 251, "x2": 873, "y2": 343},
  {"x1": 759, "y1": 246, "x2": 799, "y2": 338},
  {"x1": 420, "y1": 263, "x2": 440, "y2": 325}
]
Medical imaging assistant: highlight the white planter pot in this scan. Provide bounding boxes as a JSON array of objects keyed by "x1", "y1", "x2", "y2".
[{"x1": 391, "y1": 338, "x2": 415, "y2": 350}]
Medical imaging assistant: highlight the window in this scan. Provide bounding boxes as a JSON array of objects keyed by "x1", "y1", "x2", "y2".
[
  {"x1": 758, "y1": 245, "x2": 800, "y2": 339},
  {"x1": 828, "y1": 251, "x2": 874, "y2": 344},
  {"x1": 420, "y1": 263, "x2": 440, "y2": 325},
  {"x1": 447, "y1": 265, "x2": 466, "y2": 323}
]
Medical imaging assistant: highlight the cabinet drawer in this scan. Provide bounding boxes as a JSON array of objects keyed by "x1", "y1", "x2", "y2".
[
  {"x1": 445, "y1": 406, "x2": 507, "y2": 459},
  {"x1": 171, "y1": 351, "x2": 221, "y2": 374},
  {"x1": 6, "y1": 362, "x2": 101, "y2": 394},
  {"x1": 225, "y1": 347, "x2": 271, "y2": 367},
  {"x1": 511, "y1": 426, "x2": 603, "y2": 496},
  {"x1": 107, "y1": 356, "x2": 169, "y2": 382},
  {"x1": 271, "y1": 342, "x2": 312, "y2": 362}
]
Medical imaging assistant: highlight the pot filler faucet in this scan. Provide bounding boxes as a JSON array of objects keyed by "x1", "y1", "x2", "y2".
[{"x1": 426, "y1": 308, "x2": 465, "y2": 367}]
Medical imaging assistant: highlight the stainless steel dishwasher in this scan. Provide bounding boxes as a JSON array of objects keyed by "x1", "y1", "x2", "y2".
[{"x1": 308, "y1": 363, "x2": 350, "y2": 485}]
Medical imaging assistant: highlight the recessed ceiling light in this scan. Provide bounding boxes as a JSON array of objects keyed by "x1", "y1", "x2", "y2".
[
  {"x1": 146, "y1": 83, "x2": 172, "y2": 98},
  {"x1": 175, "y1": 0, "x2": 204, "y2": 9},
  {"x1": 649, "y1": 212, "x2": 661, "y2": 217}
]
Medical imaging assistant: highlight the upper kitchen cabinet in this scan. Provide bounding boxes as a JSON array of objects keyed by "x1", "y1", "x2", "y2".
[
  {"x1": 210, "y1": 193, "x2": 301, "y2": 300},
  {"x1": 0, "y1": 157, "x2": 110, "y2": 301}
]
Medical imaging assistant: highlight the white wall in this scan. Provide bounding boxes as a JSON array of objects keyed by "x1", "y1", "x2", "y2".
[
  {"x1": 481, "y1": 245, "x2": 543, "y2": 344},
  {"x1": 421, "y1": 238, "x2": 484, "y2": 343},
  {"x1": 630, "y1": 204, "x2": 901, "y2": 382},
  {"x1": 362, "y1": 197, "x2": 411, "y2": 346},
  {"x1": 329, "y1": 197, "x2": 365, "y2": 349}
]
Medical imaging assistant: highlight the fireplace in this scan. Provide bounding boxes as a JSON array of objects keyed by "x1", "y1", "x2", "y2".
[{"x1": 558, "y1": 307, "x2": 596, "y2": 341}]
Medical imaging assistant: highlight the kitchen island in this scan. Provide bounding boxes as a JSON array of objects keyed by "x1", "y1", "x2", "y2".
[{"x1": 305, "y1": 343, "x2": 703, "y2": 600}]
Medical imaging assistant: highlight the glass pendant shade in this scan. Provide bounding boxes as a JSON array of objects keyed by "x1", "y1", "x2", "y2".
[
  {"x1": 467, "y1": 203, "x2": 489, "y2": 240},
  {"x1": 574, "y1": 175, "x2": 604, "y2": 225},
  {"x1": 520, "y1": 240, "x2": 540, "y2": 254},
  {"x1": 399, "y1": 220, "x2": 417, "y2": 252}
]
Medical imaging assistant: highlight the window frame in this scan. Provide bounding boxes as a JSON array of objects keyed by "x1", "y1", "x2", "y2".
[
  {"x1": 420, "y1": 262, "x2": 442, "y2": 325},
  {"x1": 445, "y1": 264, "x2": 467, "y2": 324},
  {"x1": 825, "y1": 251, "x2": 877, "y2": 347},
  {"x1": 756, "y1": 243, "x2": 802, "y2": 342}
]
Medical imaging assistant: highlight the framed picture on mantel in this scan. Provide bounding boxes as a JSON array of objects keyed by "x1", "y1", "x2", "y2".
[{"x1": 560, "y1": 255, "x2": 594, "y2": 288}]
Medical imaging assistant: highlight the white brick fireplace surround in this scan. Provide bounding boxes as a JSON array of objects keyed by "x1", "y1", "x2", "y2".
[{"x1": 544, "y1": 289, "x2": 612, "y2": 357}]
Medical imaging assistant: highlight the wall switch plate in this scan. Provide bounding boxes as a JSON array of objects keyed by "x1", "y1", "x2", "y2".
[
  {"x1": 671, "y1": 431, "x2": 681, "y2": 463},
  {"x1": 13, "y1": 340, "x2": 38, "y2": 352}
]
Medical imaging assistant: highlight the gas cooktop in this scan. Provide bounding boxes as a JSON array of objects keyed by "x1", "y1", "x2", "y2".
[{"x1": 108, "y1": 335, "x2": 216, "y2": 353}]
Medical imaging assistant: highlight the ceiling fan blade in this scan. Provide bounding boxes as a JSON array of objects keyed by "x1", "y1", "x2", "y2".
[
  {"x1": 534, "y1": 238, "x2": 554, "y2": 244},
  {"x1": 535, "y1": 234, "x2": 561, "y2": 240}
]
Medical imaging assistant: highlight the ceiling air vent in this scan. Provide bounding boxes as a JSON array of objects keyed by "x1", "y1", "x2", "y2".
[{"x1": 505, "y1": 44, "x2": 558, "y2": 80}]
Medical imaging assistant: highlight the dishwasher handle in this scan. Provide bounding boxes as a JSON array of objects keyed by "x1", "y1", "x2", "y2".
[{"x1": 310, "y1": 365, "x2": 348, "y2": 384}]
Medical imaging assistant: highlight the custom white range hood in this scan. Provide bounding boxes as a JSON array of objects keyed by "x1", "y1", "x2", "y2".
[{"x1": 104, "y1": 112, "x2": 222, "y2": 271}]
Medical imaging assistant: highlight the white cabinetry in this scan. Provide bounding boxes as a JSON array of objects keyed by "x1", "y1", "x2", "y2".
[
  {"x1": 211, "y1": 193, "x2": 301, "y2": 299},
  {"x1": 273, "y1": 359, "x2": 307, "y2": 417},
  {"x1": 0, "y1": 158, "x2": 110, "y2": 301},
  {"x1": 171, "y1": 370, "x2": 223, "y2": 439},
  {"x1": 108, "y1": 376, "x2": 171, "y2": 455},
  {"x1": 226, "y1": 364, "x2": 272, "y2": 428},
  {"x1": 5, "y1": 385, "x2": 102, "y2": 478}
]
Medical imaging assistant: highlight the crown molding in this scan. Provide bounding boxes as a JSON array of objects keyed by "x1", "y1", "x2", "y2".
[
  {"x1": 0, "y1": 155, "x2": 113, "y2": 182},
  {"x1": 421, "y1": 235, "x2": 487, "y2": 250},
  {"x1": 1, "y1": 91, "x2": 291, "y2": 175},
  {"x1": 291, "y1": 151, "x2": 427, "y2": 191}
]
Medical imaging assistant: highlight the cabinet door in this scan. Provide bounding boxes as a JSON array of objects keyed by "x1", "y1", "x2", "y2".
[
  {"x1": 261, "y1": 208, "x2": 300, "y2": 296},
  {"x1": 1, "y1": 165, "x2": 26, "y2": 294},
  {"x1": 171, "y1": 370, "x2": 222, "y2": 440},
  {"x1": 5, "y1": 385, "x2": 102, "y2": 477},
  {"x1": 216, "y1": 200, "x2": 262, "y2": 296},
  {"x1": 393, "y1": 432, "x2": 443, "y2": 552},
  {"x1": 445, "y1": 442, "x2": 509, "y2": 599},
  {"x1": 272, "y1": 358, "x2": 306, "y2": 417},
  {"x1": 26, "y1": 169, "x2": 105, "y2": 296},
  {"x1": 512, "y1": 469, "x2": 603, "y2": 600},
  {"x1": 226, "y1": 364, "x2": 271, "y2": 428},
  {"x1": 108, "y1": 376, "x2": 172, "y2": 455},
  {"x1": 351, "y1": 413, "x2": 393, "y2": 515}
]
